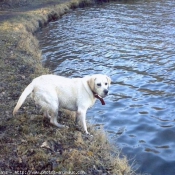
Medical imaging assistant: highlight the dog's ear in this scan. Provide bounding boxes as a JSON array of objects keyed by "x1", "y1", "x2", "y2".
[
  {"x1": 106, "y1": 76, "x2": 111, "y2": 85},
  {"x1": 87, "y1": 77, "x2": 95, "y2": 91}
]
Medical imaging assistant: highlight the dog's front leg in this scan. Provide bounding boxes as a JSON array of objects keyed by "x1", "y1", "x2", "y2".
[{"x1": 77, "y1": 109, "x2": 89, "y2": 134}]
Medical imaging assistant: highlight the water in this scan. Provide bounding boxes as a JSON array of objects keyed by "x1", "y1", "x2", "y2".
[{"x1": 36, "y1": 0, "x2": 175, "y2": 174}]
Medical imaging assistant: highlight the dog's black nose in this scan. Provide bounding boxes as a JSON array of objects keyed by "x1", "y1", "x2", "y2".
[{"x1": 104, "y1": 89, "x2": 108, "y2": 95}]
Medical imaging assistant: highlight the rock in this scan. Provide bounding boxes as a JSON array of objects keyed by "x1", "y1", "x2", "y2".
[{"x1": 40, "y1": 139, "x2": 63, "y2": 154}]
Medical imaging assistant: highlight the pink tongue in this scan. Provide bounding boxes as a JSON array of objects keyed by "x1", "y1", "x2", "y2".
[{"x1": 94, "y1": 94, "x2": 105, "y2": 105}]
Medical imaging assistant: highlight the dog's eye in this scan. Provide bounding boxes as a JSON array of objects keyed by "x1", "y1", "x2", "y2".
[
  {"x1": 97, "y1": 83, "x2": 101, "y2": 87},
  {"x1": 105, "y1": 83, "x2": 108, "y2": 85}
]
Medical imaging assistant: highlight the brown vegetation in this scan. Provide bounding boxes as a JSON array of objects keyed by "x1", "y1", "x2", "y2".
[{"x1": 0, "y1": 0, "x2": 136, "y2": 174}]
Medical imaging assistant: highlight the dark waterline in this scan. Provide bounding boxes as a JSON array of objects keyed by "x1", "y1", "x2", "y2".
[{"x1": 36, "y1": 1, "x2": 175, "y2": 174}]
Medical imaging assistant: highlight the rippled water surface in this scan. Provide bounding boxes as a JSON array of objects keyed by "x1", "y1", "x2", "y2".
[{"x1": 36, "y1": 1, "x2": 175, "y2": 174}]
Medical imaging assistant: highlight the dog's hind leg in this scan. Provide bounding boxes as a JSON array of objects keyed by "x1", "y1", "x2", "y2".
[
  {"x1": 43, "y1": 111, "x2": 50, "y2": 119},
  {"x1": 36, "y1": 92, "x2": 67, "y2": 128},
  {"x1": 49, "y1": 102, "x2": 67, "y2": 128},
  {"x1": 50, "y1": 114, "x2": 66, "y2": 128}
]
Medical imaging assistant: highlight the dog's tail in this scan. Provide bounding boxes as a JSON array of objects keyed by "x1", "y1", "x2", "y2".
[{"x1": 13, "y1": 81, "x2": 34, "y2": 116}]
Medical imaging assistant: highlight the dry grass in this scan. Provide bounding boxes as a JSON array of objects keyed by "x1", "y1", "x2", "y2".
[{"x1": 0, "y1": 0, "x2": 138, "y2": 174}]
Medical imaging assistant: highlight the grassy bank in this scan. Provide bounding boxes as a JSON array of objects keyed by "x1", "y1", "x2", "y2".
[{"x1": 0, "y1": 0, "x2": 136, "y2": 174}]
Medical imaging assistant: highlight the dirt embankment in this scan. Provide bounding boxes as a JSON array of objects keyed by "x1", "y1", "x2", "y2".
[{"x1": 0, "y1": 0, "x2": 136, "y2": 174}]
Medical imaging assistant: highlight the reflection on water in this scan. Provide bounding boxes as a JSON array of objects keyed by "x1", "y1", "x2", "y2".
[{"x1": 37, "y1": 0, "x2": 175, "y2": 174}]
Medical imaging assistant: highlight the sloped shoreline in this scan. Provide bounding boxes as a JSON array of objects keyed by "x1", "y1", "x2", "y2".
[{"x1": 0, "y1": 0, "x2": 136, "y2": 174}]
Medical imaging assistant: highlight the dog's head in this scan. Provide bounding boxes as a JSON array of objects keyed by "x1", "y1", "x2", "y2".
[{"x1": 88, "y1": 74, "x2": 111, "y2": 98}]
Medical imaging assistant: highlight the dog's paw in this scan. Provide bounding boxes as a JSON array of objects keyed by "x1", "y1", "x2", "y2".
[
  {"x1": 64, "y1": 125, "x2": 69, "y2": 129},
  {"x1": 61, "y1": 125, "x2": 69, "y2": 129},
  {"x1": 86, "y1": 132, "x2": 93, "y2": 138},
  {"x1": 50, "y1": 120, "x2": 69, "y2": 129},
  {"x1": 56, "y1": 123, "x2": 69, "y2": 129}
]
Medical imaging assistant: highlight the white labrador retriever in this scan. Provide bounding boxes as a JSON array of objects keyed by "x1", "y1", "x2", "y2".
[{"x1": 13, "y1": 74, "x2": 111, "y2": 134}]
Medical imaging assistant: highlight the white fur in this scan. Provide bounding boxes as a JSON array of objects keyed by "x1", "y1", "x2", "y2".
[{"x1": 13, "y1": 74, "x2": 111, "y2": 134}]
